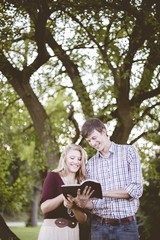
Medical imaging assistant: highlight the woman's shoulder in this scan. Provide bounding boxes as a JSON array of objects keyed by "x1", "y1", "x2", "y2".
[
  {"x1": 48, "y1": 171, "x2": 60, "y2": 177},
  {"x1": 42, "y1": 171, "x2": 63, "y2": 186},
  {"x1": 45, "y1": 171, "x2": 61, "y2": 180}
]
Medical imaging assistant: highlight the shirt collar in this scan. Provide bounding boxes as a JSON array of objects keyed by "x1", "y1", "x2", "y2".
[{"x1": 97, "y1": 141, "x2": 115, "y2": 158}]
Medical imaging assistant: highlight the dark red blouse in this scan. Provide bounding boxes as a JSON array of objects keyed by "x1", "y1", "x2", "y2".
[{"x1": 40, "y1": 171, "x2": 77, "y2": 221}]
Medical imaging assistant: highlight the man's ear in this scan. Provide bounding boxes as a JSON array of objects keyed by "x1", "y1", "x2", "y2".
[{"x1": 102, "y1": 129, "x2": 107, "y2": 136}]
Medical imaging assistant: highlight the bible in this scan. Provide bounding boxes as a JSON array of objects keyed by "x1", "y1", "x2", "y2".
[{"x1": 61, "y1": 179, "x2": 102, "y2": 199}]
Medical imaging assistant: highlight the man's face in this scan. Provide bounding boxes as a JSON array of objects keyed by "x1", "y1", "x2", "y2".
[{"x1": 86, "y1": 129, "x2": 107, "y2": 152}]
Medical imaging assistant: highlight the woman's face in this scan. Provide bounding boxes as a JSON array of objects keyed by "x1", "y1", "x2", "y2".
[{"x1": 65, "y1": 149, "x2": 82, "y2": 173}]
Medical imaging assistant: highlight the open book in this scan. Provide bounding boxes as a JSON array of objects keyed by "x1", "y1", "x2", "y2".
[{"x1": 61, "y1": 179, "x2": 102, "y2": 199}]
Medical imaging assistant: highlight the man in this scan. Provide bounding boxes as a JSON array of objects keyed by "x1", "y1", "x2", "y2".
[{"x1": 79, "y1": 118, "x2": 143, "y2": 240}]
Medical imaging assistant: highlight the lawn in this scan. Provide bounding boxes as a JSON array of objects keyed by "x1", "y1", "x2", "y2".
[{"x1": 10, "y1": 226, "x2": 41, "y2": 240}]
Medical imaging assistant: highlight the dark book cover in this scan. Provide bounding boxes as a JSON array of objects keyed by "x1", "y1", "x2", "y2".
[{"x1": 61, "y1": 179, "x2": 102, "y2": 199}]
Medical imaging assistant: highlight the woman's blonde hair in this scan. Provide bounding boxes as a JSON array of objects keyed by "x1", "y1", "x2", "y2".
[{"x1": 54, "y1": 144, "x2": 87, "y2": 182}]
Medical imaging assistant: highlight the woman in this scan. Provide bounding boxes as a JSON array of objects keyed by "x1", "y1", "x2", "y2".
[{"x1": 38, "y1": 144, "x2": 88, "y2": 240}]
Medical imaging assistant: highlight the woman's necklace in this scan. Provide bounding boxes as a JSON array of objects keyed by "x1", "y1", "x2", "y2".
[
  {"x1": 62, "y1": 175, "x2": 77, "y2": 218},
  {"x1": 63, "y1": 176, "x2": 77, "y2": 185}
]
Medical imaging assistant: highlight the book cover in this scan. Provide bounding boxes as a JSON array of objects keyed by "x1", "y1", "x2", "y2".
[{"x1": 61, "y1": 179, "x2": 102, "y2": 199}]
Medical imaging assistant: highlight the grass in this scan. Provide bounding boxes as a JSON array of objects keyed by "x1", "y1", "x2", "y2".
[{"x1": 10, "y1": 226, "x2": 41, "y2": 240}]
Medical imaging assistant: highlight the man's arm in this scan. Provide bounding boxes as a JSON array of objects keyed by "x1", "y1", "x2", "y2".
[{"x1": 103, "y1": 189, "x2": 130, "y2": 199}]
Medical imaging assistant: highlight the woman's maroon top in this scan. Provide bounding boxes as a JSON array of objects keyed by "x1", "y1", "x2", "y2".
[{"x1": 40, "y1": 171, "x2": 77, "y2": 221}]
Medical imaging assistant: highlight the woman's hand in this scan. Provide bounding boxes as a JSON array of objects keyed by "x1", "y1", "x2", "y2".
[{"x1": 63, "y1": 195, "x2": 76, "y2": 209}]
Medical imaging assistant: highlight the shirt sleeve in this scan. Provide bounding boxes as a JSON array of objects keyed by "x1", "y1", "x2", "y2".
[
  {"x1": 124, "y1": 145, "x2": 143, "y2": 199},
  {"x1": 40, "y1": 172, "x2": 61, "y2": 204}
]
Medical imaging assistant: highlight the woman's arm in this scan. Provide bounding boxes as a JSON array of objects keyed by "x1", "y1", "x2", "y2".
[
  {"x1": 63, "y1": 195, "x2": 87, "y2": 224},
  {"x1": 40, "y1": 172, "x2": 65, "y2": 214},
  {"x1": 72, "y1": 206, "x2": 87, "y2": 224},
  {"x1": 41, "y1": 193, "x2": 64, "y2": 214}
]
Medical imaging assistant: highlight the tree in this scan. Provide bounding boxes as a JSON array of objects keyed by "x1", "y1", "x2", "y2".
[
  {"x1": 0, "y1": 0, "x2": 159, "y2": 155},
  {"x1": 0, "y1": 0, "x2": 160, "y2": 148},
  {"x1": 137, "y1": 150, "x2": 160, "y2": 240},
  {"x1": 0, "y1": 79, "x2": 68, "y2": 226},
  {"x1": 0, "y1": 0, "x2": 160, "y2": 237},
  {"x1": 0, "y1": 89, "x2": 41, "y2": 236},
  {"x1": 137, "y1": 133, "x2": 160, "y2": 240}
]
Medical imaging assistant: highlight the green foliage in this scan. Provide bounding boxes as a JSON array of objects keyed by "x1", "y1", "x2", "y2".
[
  {"x1": 138, "y1": 152, "x2": 160, "y2": 240},
  {"x1": 0, "y1": 82, "x2": 45, "y2": 212},
  {"x1": 0, "y1": 145, "x2": 29, "y2": 212}
]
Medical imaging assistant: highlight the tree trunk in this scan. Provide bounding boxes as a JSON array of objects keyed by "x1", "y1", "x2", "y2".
[
  {"x1": 26, "y1": 186, "x2": 41, "y2": 227},
  {"x1": 0, "y1": 214, "x2": 20, "y2": 240}
]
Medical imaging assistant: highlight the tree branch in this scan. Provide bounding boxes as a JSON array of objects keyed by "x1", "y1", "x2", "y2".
[{"x1": 46, "y1": 29, "x2": 94, "y2": 118}]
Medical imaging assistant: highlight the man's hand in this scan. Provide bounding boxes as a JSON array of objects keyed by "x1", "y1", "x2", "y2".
[{"x1": 74, "y1": 186, "x2": 94, "y2": 209}]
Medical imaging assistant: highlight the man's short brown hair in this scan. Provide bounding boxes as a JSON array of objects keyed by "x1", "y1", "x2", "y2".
[{"x1": 81, "y1": 118, "x2": 106, "y2": 138}]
